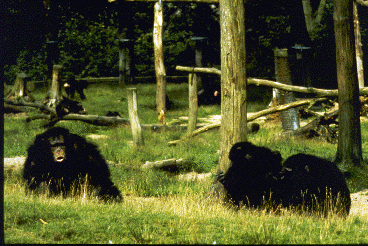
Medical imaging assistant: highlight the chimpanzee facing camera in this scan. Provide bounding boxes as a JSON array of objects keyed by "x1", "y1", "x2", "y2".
[{"x1": 23, "y1": 127, "x2": 123, "y2": 203}]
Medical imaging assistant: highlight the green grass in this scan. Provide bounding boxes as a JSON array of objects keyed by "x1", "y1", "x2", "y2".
[{"x1": 4, "y1": 83, "x2": 368, "y2": 244}]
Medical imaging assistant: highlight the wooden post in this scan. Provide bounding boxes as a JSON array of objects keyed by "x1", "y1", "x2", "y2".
[
  {"x1": 187, "y1": 73, "x2": 198, "y2": 135},
  {"x1": 46, "y1": 65, "x2": 63, "y2": 106},
  {"x1": 127, "y1": 88, "x2": 144, "y2": 147},
  {"x1": 117, "y1": 1, "x2": 135, "y2": 86},
  {"x1": 274, "y1": 48, "x2": 300, "y2": 132},
  {"x1": 218, "y1": 0, "x2": 247, "y2": 173},
  {"x1": 153, "y1": 1, "x2": 167, "y2": 114},
  {"x1": 44, "y1": 0, "x2": 60, "y2": 87}
]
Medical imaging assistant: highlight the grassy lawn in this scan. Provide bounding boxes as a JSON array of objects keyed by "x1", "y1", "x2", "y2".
[{"x1": 4, "y1": 82, "x2": 368, "y2": 244}]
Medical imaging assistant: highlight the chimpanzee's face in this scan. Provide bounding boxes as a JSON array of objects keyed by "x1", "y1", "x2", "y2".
[{"x1": 48, "y1": 135, "x2": 67, "y2": 162}]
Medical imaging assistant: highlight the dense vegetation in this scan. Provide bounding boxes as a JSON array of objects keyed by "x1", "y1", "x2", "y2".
[
  {"x1": 4, "y1": 83, "x2": 368, "y2": 243},
  {"x1": 4, "y1": 0, "x2": 368, "y2": 88}
]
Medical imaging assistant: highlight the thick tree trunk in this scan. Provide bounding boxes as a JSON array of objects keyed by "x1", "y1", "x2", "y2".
[
  {"x1": 218, "y1": 0, "x2": 247, "y2": 173},
  {"x1": 153, "y1": 2, "x2": 167, "y2": 114},
  {"x1": 333, "y1": 0, "x2": 364, "y2": 167},
  {"x1": 274, "y1": 48, "x2": 300, "y2": 132}
]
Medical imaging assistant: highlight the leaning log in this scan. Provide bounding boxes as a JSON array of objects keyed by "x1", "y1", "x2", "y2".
[
  {"x1": 175, "y1": 66, "x2": 368, "y2": 96},
  {"x1": 282, "y1": 110, "x2": 339, "y2": 143},
  {"x1": 168, "y1": 98, "x2": 327, "y2": 145}
]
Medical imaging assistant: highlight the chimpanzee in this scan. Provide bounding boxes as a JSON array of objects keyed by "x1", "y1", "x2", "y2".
[
  {"x1": 274, "y1": 153, "x2": 351, "y2": 216},
  {"x1": 217, "y1": 141, "x2": 283, "y2": 208},
  {"x1": 55, "y1": 96, "x2": 87, "y2": 118},
  {"x1": 198, "y1": 88, "x2": 221, "y2": 106},
  {"x1": 105, "y1": 111, "x2": 122, "y2": 117},
  {"x1": 64, "y1": 76, "x2": 88, "y2": 100},
  {"x1": 22, "y1": 127, "x2": 123, "y2": 203}
]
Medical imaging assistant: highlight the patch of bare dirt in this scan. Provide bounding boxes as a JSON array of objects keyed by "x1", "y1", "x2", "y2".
[{"x1": 349, "y1": 189, "x2": 368, "y2": 218}]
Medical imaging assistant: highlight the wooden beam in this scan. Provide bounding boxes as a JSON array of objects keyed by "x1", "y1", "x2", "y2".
[{"x1": 176, "y1": 66, "x2": 368, "y2": 96}]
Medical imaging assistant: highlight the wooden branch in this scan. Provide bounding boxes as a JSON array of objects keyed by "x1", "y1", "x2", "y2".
[
  {"x1": 282, "y1": 110, "x2": 339, "y2": 143},
  {"x1": 356, "y1": 0, "x2": 368, "y2": 7},
  {"x1": 168, "y1": 98, "x2": 327, "y2": 145},
  {"x1": 5, "y1": 99, "x2": 56, "y2": 114},
  {"x1": 142, "y1": 158, "x2": 191, "y2": 173},
  {"x1": 176, "y1": 66, "x2": 368, "y2": 96}
]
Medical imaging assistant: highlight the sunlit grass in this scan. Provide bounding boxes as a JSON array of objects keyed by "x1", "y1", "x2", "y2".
[{"x1": 4, "y1": 83, "x2": 368, "y2": 243}]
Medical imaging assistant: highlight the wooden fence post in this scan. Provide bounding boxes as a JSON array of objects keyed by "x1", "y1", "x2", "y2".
[
  {"x1": 187, "y1": 73, "x2": 198, "y2": 135},
  {"x1": 127, "y1": 88, "x2": 144, "y2": 147},
  {"x1": 153, "y1": 1, "x2": 167, "y2": 114},
  {"x1": 274, "y1": 48, "x2": 300, "y2": 132}
]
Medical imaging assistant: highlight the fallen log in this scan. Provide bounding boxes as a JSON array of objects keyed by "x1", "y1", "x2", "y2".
[
  {"x1": 4, "y1": 103, "x2": 36, "y2": 114},
  {"x1": 5, "y1": 99, "x2": 56, "y2": 114},
  {"x1": 142, "y1": 158, "x2": 192, "y2": 173},
  {"x1": 282, "y1": 110, "x2": 339, "y2": 143},
  {"x1": 168, "y1": 98, "x2": 327, "y2": 146}
]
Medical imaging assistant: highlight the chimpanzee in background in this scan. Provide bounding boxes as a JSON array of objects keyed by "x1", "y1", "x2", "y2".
[
  {"x1": 56, "y1": 96, "x2": 87, "y2": 118},
  {"x1": 64, "y1": 76, "x2": 88, "y2": 100},
  {"x1": 216, "y1": 141, "x2": 283, "y2": 208},
  {"x1": 23, "y1": 127, "x2": 123, "y2": 203},
  {"x1": 274, "y1": 153, "x2": 351, "y2": 216},
  {"x1": 43, "y1": 96, "x2": 87, "y2": 128},
  {"x1": 198, "y1": 76, "x2": 221, "y2": 106}
]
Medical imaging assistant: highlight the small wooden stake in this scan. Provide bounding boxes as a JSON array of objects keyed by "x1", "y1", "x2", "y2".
[{"x1": 127, "y1": 88, "x2": 144, "y2": 147}]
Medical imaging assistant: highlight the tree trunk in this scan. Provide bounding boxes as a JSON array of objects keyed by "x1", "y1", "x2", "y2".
[
  {"x1": 153, "y1": 2, "x2": 167, "y2": 114},
  {"x1": 274, "y1": 48, "x2": 300, "y2": 132},
  {"x1": 333, "y1": 0, "x2": 364, "y2": 167},
  {"x1": 46, "y1": 65, "x2": 63, "y2": 107},
  {"x1": 353, "y1": 1, "x2": 365, "y2": 87},
  {"x1": 218, "y1": 0, "x2": 247, "y2": 173},
  {"x1": 5, "y1": 73, "x2": 34, "y2": 101},
  {"x1": 187, "y1": 73, "x2": 198, "y2": 135}
]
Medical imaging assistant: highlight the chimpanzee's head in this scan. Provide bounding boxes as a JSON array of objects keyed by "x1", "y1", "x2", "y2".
[
  {"x1": 228, "y1": 141, "x2": 283, "y2": 174},
  {"x1": 35, "y1": 127, "x2": 74, "y2": 164}
]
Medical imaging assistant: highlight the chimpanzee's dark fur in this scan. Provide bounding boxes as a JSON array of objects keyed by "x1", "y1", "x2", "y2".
[
  {"x1": 274, "y1": 153, "x2": 351, "y2": 216},
  {"x1": 55, "y1": 96, "x2": 87, "y2": 118},
  {"x1": 218, "y1": 141, "x2": 283, "y2": 208},
  {"x1": 217, "y1": 141, "x2": 351, "y2": 216},
  {"x1": 23, "y1": 127, "x2": 123, "y2": 203},
  {"x1": 198, "y1": 88, "x2": 221, "y2": 105},
  {"x1": 64, "y1": 77, "x2": 88, "y2": 100}
]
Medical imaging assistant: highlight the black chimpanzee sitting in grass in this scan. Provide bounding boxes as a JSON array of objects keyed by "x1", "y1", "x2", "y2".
[
  {"x1": 64, "y1": 76, "x2": 88, "y2": 100},
  {"x1": 215, "y1": 141, "x2": 351, "y2": 216},
  {"x1": 216, "y1": 141, "x2": 283, "y2": 208},
  {"x1": 273, "y1": 153, "x2": 351, "y2": 216},
  {"x1": 23, "y1": 127, "x2": 123, "y2": 203}
]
